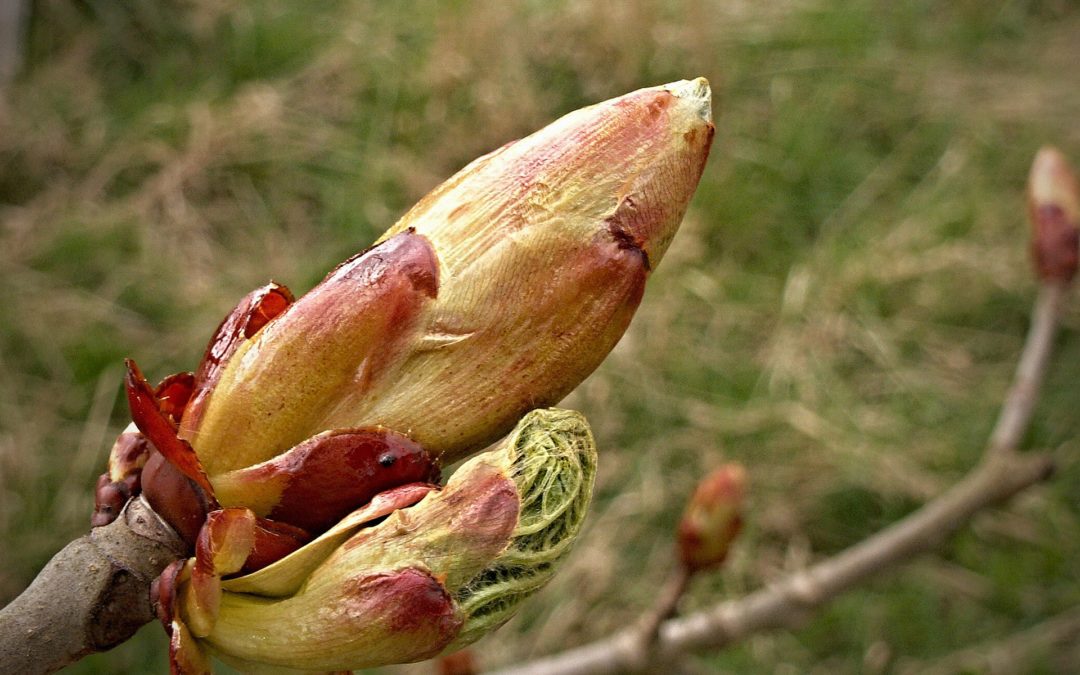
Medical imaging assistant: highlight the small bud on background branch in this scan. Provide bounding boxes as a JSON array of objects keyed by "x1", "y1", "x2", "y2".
[
  {"x1": 676, "y1": 464, "x2": 746, "y2": 574},
  {"x1": 988, "y1": 146, "x2": 1080, "y2": 458},
  {"x1": 629, "y1": 464, "x2": 747, "y2": 671},
  {"x1": 1028, "y1": 146, "x2": 1080, "y2": 283}
]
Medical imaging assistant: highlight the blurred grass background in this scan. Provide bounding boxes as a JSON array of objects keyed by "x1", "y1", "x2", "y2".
[{"x1": 1, "y1": 0, "x2": 1078, "y2": 672}]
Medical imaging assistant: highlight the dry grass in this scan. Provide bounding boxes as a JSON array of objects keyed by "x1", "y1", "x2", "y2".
[{"x1": 1, "y1": 1, "x2": 1078, "y2": 673}]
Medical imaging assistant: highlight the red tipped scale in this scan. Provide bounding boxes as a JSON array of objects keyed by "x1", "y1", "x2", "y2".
[
  {"x1": 91, "y1": 474, "x2": 128, "y2": 528},
  {"x1": 195, "y1": 282, "x2": 294, "y2": 387},
  {"x1": 186, "y1": 509, "x2": 258, "y2": 638},
  {"x1": 107, "y1": 427, "x2": 152, "y2": 483},
  {"x1": 125, "y1": 359, "x2": 216, "y2": 500},
  {"x1": 152, "y1": 559, "x2": 186, "y2": 632},
  {"x1": 212, "y1": 427, "x2": 441, "y2": 533},
  {"x1": 154, "y1": 372, "x2": 196, "y2": 423},
  {"x1": 152, "y1": 560, "x2": 212, "y2": 675},
  {"x1": 141, "y1": 452, "x2": 213, "y2": 547},
  {"x1": 180, "y1": 231, "x2": 440, "y2": 476},
  {"x1": 183, "y1": 282, "x2": 294, "y2": 434},
  {"x1": 240, "y1": 518, "x2": 312, "y2": 575}
]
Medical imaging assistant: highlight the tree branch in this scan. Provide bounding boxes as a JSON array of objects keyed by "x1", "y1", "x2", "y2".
[
  {"x1": 492, "y1": 452, "x2": 1054, "y2": 675},
  {"x1": 492, "y1": 278, "x2": 1067, "y2": 675},
  {"x1": 620, "y1": 567, "x2": 692, "y2": 672},
  {"x1": 0, "y1": 496, "x2": 186, "y2": 674},
  {"x1": 988, "y1": 282, "x2": 1064, "y2": 456}
]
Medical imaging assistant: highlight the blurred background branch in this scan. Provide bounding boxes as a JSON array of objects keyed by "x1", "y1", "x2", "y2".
[{"x1": 0, "y1": 0, "x2": 29, "y2": 89}]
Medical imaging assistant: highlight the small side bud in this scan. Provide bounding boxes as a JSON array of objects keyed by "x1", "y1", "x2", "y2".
[
  {"x1": 92, "y1": 424, "x2": 152, "y2": 527},
  {"x1": 677, "y1": 464, "x2": 747, "y2": 573},
  {"x1": 1028, "y1": 146, "x2": 1080, "y2": 283}
]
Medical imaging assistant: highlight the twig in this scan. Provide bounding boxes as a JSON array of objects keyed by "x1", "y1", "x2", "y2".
[
  {"x1": 987, "y1": 282, "x2": 1065, "y2": 456},
  {"x1": 0, "y1": 496, "x2": 186, "y2": 674},
  {"x1": 492, "y1": 452, "x2": 1054, "y2": 675},
  {"x1": 491, "y1": 276, "x2": 1067, "y2": 675},
  {"x1": 637, "y1": 567, "x2": 690, "y2": 648},
  {"x1": 622, "y1": 567, "x2": 691, "y2": 672}
]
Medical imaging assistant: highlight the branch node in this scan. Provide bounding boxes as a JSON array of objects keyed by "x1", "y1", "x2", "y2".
[{"x1": 787, "y1": 571, "x2": 824, "y2": 606}]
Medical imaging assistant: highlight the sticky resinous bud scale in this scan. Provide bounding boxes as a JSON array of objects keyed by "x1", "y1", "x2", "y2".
[
  {"x1": 193, "y1": 409, "x2": 597, "y2": 671},
  {"x1": 184, "y1": 79, "x2": 714, "y2": 474},
  {"x1": 105, "y1": 79, "x2": 713, "y2": 674}
]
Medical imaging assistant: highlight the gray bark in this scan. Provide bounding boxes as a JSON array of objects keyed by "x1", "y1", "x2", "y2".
[
  {"x1": 0, "y1": 0, "x2": 28, "y2": 87},
  {"x1": 0, "y1": 496, "x2": 186, "y2": 674}
]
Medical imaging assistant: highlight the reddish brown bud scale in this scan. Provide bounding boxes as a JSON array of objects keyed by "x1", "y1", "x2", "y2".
[
  {"x1": 184, "y1": 282, "x2": 294, "y2": 433},
  {"x1": 106, "y1": 428, "x2": 152, "y2": 483},
  {"x1": 182, "y1": 231, "x2": 440, "y2": 475},
  {"x1": 1029, "y1": 146, "x2": 1080, "y2": 283},
  {"x1": 126, "y1": 359, "x2": 216, "y2": 501},
  {"x1": 240, "y1": 518, "x2": 311, "y2": 575},
  {"x1": 142, "y1": 452, "x2": 213, "y2": 547},
  {"x1": 195, "y1": 510, "x2": 257, "y2": 580},
  {"x1": 243, "y1": 285, "x2": 294, "y2": 337},
  {"x1": 212, "y1": 426, "x2": 440, "y2": 533},
  {"x1": 91, "y1": 473, "x2": 130, "y2": 527},
  {"x1": 154, "y1": 372, "x2": 196, "y2": 423},
  {"x1": 93, "y1": 428, "x2": 153, "y2": 526},
  {"x1": 186, "y1": 509, "x2": 259, "y2": 638},
  {"x1": 677, "y1": 464, "x2": 747, "y2": 573},
  {"x1": 153, "y1": 559, "x2": 186, "y2": 632}
]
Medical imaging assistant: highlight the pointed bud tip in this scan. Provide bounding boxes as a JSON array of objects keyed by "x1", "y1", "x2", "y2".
[
  {"x1": 1030, "y1": 145, "x2": 1080, "y2": 219},
  {"x1": 1028, "y1": 145, "x2": 1080, "y2": 283},
  {"x1": 677, "y1": 463, "x2": 747, "y2": 573},
  {"x1": 664, "y1": 77, "x2": 712, "y2": 124}
]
